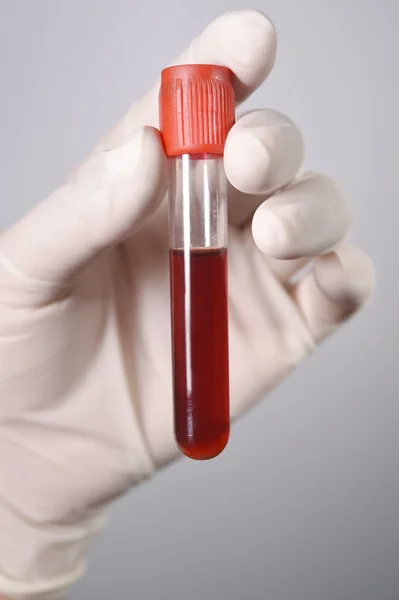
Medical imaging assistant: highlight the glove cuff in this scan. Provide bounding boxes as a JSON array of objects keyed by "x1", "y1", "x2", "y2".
[{"x1": 0, "y1": 500, "x2": 105, "y2": 599}]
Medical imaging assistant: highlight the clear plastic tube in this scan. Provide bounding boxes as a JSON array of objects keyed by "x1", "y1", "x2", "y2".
[{"x1": 169, "y1": 153, "x2": 230, "y2": 460}]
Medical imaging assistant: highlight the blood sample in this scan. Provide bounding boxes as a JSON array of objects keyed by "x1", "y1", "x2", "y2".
[
  {"x1": 171, "y1": 247, "x2": 229, "y2": 459},
  {"x1": 159, "y1": 65, "x2": 235, "y2": 460}
]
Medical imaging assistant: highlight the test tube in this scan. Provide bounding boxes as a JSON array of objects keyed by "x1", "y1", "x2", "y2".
[{"x1": 159, "y1": 65, "x2": 235, "y2": 460}]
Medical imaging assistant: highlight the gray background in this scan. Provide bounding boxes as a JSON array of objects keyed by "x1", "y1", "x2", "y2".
[{"x1": 0, "y1": 1, "x2": 398, "y2": 599}]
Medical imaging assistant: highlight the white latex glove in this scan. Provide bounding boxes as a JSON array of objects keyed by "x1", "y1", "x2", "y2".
[{"x1": 0, "y1": 10, "x2": 375, "y2": 600}]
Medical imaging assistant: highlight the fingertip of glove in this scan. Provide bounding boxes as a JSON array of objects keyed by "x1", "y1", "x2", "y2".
[
  {"x1": 196, "y1": 10, "x2": 277, "y2": 99},
  {"x1": 225, "y1": 110, "x2": 304, "y2": 196},
  {"x1": 313, "y1": 246, "x2": 376, "y2": 310},
  {"x1": 225, "y1": 127, "x2": 271, "y2": 195},
  {"x1": 103, "y1": 126, "x2": 165, "y2": 177}
]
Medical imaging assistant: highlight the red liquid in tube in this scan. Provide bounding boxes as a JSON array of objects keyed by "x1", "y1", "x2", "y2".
[{"x1": 170, "y1": 248, "x2": 229, "y2": 460}]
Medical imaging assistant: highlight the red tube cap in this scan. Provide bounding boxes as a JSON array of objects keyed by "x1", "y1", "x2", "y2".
[{"x1": 159, "y1": 64, "x2": 235, "y2": 157}]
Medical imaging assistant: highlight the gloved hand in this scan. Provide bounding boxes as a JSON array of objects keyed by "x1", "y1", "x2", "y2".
[{"x1": 0, "y1": 9, "x2": 375, "y2": 600}]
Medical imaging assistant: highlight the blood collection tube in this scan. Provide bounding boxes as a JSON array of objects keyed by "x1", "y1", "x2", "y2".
[{"x1": 159, "y1": 65, "x2": 235, "y2": 460}]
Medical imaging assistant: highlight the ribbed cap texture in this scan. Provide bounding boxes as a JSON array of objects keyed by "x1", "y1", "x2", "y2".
[{"x1": 159, "y1": 64, "x2": 235, "y2": 156}]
